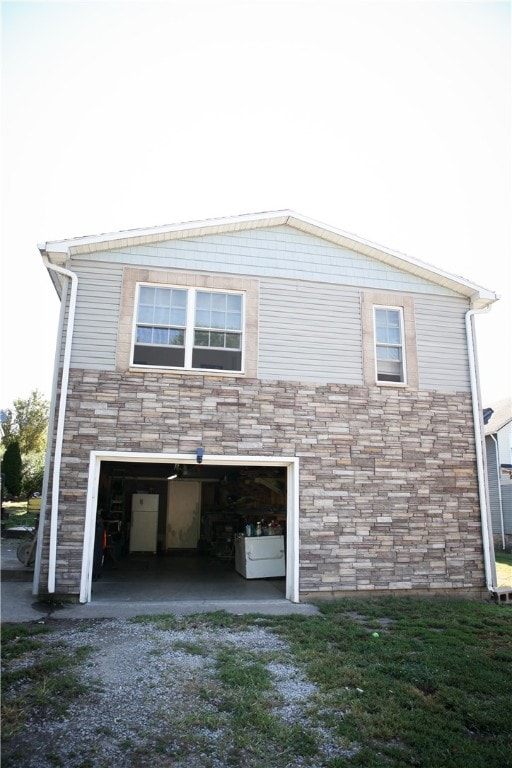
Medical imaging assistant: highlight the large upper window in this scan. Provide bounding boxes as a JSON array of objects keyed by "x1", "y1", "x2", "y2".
[
  {"x1": 374, "y1": 307, "x2": 406, "y2": 383},
  {"x1": 133, "y1": 285, "x2": 244, "y2": 372}
]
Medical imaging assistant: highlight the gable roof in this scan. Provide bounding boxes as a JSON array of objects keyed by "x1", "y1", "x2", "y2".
[
  {"x1": 484, "y1": 398, "x2": 512, "y2": 435},
  {"x1": 39, "y1": 210, "x2": 498, "y2": 308}
]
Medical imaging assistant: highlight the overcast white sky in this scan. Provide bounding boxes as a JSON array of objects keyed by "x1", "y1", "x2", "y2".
[{"x1": 1, "y1": 0, "x2": 510, "y2": 410}]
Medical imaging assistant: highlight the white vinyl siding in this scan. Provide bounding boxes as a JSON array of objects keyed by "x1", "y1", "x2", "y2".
[
  {"x1": 258, "y1": 279, "x2": 362, "y2": 384},
  {"x1": 66, "y1": 234, "x2": 472, "y2": 392},
  {"x1": 70, "y1": 260, "x2": 123, "y2": 370},
  {"x1": 414, "y1": 294, "x2": 471, "y2": 392}
]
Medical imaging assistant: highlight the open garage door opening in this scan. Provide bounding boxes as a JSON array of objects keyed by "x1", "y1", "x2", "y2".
[{"x1": 84, "y1": 453, "x2": 298, "y2": 604}]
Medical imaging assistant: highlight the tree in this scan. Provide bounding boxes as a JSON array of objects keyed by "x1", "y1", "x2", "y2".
[
  {"x1": 1, "y1": 391, "x2": 49, "y2": 498},
  {"x1": 22, "y1": 452, "x2": 46, "y2": 498},
  {"x1": 1, "y1": 390, "x2": 49, "y2": 455},
  {"x1": 2, "y1": 440, "x2": 22, "y2": 497}
]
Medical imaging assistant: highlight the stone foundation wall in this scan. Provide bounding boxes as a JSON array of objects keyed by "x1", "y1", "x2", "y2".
[{"x1": 38, "y1": 369, "x2": 486, "y2": 598}]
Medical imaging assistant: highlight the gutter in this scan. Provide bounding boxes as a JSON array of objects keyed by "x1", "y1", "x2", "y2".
[
  {"x1": 40, "y1": 257, "x2": 78, "y2": 594},
  {"x1": 465, "y1": 303, "x2": 497, "y2": 592}
]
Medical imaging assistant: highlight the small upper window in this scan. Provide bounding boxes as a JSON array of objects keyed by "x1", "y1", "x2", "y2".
[
  {"x1": 133, "y1": 285, "x2": 244, "y2": 372},
  {"x1": 374, "y1": 307, "x2": 406, "y2": 383}
]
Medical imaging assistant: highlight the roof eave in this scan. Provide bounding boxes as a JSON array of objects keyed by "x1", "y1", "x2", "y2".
[{"x1": 37, "y1": 210, "x2": 500, "y2": 306}]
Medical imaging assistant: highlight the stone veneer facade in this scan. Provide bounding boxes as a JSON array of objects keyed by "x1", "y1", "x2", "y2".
[{"x1": 38, "y1": 368, "x2": 487, "y2": 599}]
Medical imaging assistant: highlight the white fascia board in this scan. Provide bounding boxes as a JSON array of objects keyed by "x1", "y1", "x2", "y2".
[
  {"x1": 37, "y1": 210, "x2": 294, "y2": 254},
  {"x1": 37, "y1": 210, "x2": 499, "y2": 306}
]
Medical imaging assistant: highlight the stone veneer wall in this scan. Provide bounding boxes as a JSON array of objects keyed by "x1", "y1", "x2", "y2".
[{"x1": 38, "y1": 369, "x2": 486, "y2": 598}]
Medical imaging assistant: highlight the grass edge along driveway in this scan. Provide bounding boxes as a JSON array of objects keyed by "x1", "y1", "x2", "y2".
[{"x1": 2, "y1": 596, "x2": 511, "y2": 768}]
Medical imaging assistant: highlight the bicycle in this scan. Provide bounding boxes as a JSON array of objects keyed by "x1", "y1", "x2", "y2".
[{"x1": 16, "y1": 526, "x2": 38, "y2": 567}]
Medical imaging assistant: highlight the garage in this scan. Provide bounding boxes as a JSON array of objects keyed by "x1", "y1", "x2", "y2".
[{"x1": 81, "y1": 451, "x2": 299, "y2": 604}]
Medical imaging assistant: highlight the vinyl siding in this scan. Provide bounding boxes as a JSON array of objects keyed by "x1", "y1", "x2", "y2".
[
  {"x1": 258, "y1": 279, "x2": 362, "y2": 384},
  {"x1": 486, "y1": 435, "x2": 503, "y2": 535},
  {"x1": 81, "y1": 226, "x2": 460, "y2": 298},
  {"x1": 502, "y1": 484, "x2": 512, "y2": 535},
  {"x1": 67, "y1": 232, "x2": 472, "y2": 392},
  {"x1": 414, "y1": 294, "x2": 471, "y2": 392},
  {"x1": 70, "y1": 260, "x2": 123, "y2": 370}
]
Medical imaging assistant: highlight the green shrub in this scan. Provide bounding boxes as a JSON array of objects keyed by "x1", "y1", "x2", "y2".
[{"x1": 2, "y1": 440, "x2": 22, "y2": 497}]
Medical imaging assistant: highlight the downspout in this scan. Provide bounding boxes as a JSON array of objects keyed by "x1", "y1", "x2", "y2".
[
  {"x1": 490, "y1": 434, "x2": 506, "y2": 549},
  {"x1": 33, "y1": 277, "x2": 70, "y2": 593},
  {"x1": 465, "y1": 303, "x2": 496, "y2": 592},
  {"x1": 41, "y1": 258, "x2": 78, "y2": 594}
]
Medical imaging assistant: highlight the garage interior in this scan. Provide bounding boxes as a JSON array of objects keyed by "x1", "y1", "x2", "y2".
[{"x1": 92, "y1": 461, "x2": 287, "y2": 602}]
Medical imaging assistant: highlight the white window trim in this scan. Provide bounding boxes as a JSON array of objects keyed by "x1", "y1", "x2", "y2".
[
  {"x1": 131, "y1": 282, "x2": 246, "y2": 375},
  {"x1": 373, "y1": 305, "x2": 407, "y2": 386}
]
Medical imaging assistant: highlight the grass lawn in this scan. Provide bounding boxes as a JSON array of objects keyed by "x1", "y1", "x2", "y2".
[
  {"x1": 2, "y1": 597, "x2": 511, "y2": 768},
  {"x1": 1, "y1": 501, "x2": 39, "y2": 530},
  {"x1": 495, "y1": 551, "x2": 512, "y2": 587}
]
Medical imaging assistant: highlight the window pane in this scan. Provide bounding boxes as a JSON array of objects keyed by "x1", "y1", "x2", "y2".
[
  {"x1": 210, "y1": 332, "x2": 225, "y2": 347},
  {"x1": 377, "y1": 346, "x2": 401, "y2": 361},
  {"x1": 195, "y1": 292, "x2": 210, "y2": 310},
  {"x1": 168, "y1": 329, "x2": 185, "y2": 346},
  {"x1": 387, "y1": 327, "x2": 401, "y2": 343},
  {"x1": 194, "y1": 331, "x2": 209, "y2": 347},
  {"x1": 195, "y1": 309, "x2": 210, "y2": 328},
  {"x1": 211, "y1": 311, "x2": 226, "y2": 329},
  {"x1": 138, "y1": 305, "x2": 154, "y2": 324},
  {"x1": 192, "y1": 347, "x2": 242, "y2": 371},
  {"x1": 155, "y1": 288, "x2": 171, "y2": 307},
  {"x1": 136, "y1": 327, "x2": 152, "y2": 343},
  {"x1": 225, "y1": 333, "x2": 241, "y2": 349},
  {"x1": 227, "y1": 294, "x2": 241, "y2": 312},
  {"x1": 170, "y1": 308, "x2": 186, "y2": 325},
  {"x1": 375, "y1": 326, "x2": 388, "y2": 343},
  {"x1": 173, "y1": 290, "x2": 187, "y2": 308},
  {"x1": 226, "y1": 312, "x2": 242, "y2": 330},
  {"x1": 211, "y1": 292, "x2": 226, "y2": 310},
  {"x1": 134, "y1": 345, "x2": 185, "y2": 367},
  {"x1": 139, "y1": 286, "x2": 155, "y2": 304},
  {"x1": 154, "y1": 307, "x2": 170, "y2": 325},
  {"x1": 153, "y1": 328, "x2": 169, "y2": 345}
]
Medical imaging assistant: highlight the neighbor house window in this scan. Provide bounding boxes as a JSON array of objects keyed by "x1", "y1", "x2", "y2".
[
  {"x1": 374, "y1": 306, "x2": 406, "y2": 383},
  {"x1": 133, "y1": 285, "x2": 244, "y2": 372}
]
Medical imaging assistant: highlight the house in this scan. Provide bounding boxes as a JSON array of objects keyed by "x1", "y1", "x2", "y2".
[
  {"x1": 484, "y1": 399, "x2": 512, "y2": 551},
  {"x1": 35, "y1": 210, "x2": 499, "y2": 604}
]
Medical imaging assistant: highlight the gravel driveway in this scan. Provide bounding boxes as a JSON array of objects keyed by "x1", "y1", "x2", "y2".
[{"x1": 3, "y1": 617, "x2": 355, "y2": 768}]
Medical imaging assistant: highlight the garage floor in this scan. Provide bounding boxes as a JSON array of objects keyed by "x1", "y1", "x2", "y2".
[{"x1": 92, "y1": 553, "x2": 286, "y2": 603}]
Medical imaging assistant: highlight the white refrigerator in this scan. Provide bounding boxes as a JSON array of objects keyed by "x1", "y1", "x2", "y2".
[
  {"x1": 235, "y1": 535, "x2": 285, "y2": 579},
  {"x1": 130, "y1": 493, "x2": 159, "y2": 553}
]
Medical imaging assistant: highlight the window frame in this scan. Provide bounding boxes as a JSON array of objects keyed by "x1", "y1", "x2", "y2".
[
  {"x1": 361, "y1": 290, "x2": 419, "y2": 389},
  {"x1": 373, "y1": 305, "x2": 407, "y2": 385},
  {"x1": 131, "y1": 282, "x2": 246, "y2": 374}
]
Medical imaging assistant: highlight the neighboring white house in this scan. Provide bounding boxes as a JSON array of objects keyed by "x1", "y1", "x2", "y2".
[{"x1": 484, "y1": 399, "x2": 512, "y2": 551}]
